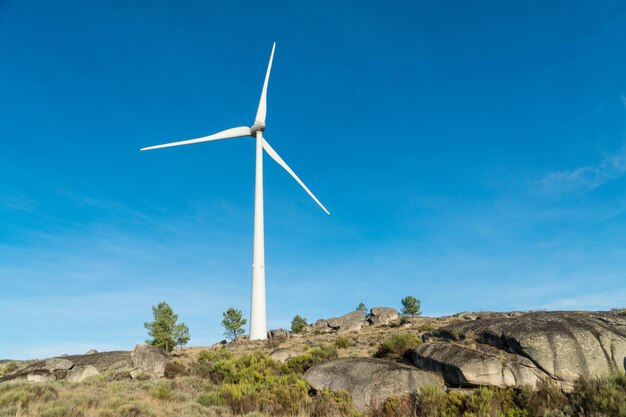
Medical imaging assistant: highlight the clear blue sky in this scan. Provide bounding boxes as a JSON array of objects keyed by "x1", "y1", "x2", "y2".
[{"x1": 1, "y1": 0, "x2": 626, "y2": 359}]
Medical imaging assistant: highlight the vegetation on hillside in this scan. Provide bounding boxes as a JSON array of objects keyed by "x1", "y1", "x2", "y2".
[
  {"x1": 356, "y1": 303, "x2": 367, "y2": 316},
  {"x1": 291, "y1": 315, "x2": 308, "y2": 334},
  {"x1": 373, "y1": 333, "x2": 421, "y2": 360},
  {"x1": 144, "y1": 302, "x2": 190, "y2": 352},
  {"x1": 400, "y1": 296, "x2": 421, "y2": 323},
  {"x1": 222, "y1": 308, "x2": 247, "y2": 340},
  {"x1": 1, "y1": 357, "x2": 625, "y2": 417}
]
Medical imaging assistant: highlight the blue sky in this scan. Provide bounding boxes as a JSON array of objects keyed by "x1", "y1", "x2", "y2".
[{"x1": 1, "y1": 0, "x2": 626, "y2": 359}]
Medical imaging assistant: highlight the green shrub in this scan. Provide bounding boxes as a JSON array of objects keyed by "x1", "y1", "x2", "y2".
[
  {"x1": 195, "y1": 348, "x2": 234, "y2": 380},
  {"x1": 0, "y1": 361, "x2": 18, "y2": 376},
  {"x1": 570, "y1": 371, "x2": 626, "y2": 417},
  {"x1": 373, "y1": 333, "x2": 421, "y2": 359},
  {"x1": 198, "y1": 375, "x2": 311, "y2": 415},
  {"x1": 416, "y1": 385, "x2": 450, "y2": 417},
  {"x1": 417, "y1": 322, "x2": 436, "y2": 333},
  {"x1": 376, "y1": 394, "x2": 416, "y2": 417},
  {"x1": 310, "y1": 389, "x2": 362, "y2": 417},
  {"x1": 0, "y1": 383, "x2": 58, "y2": 407},
  {"x1": 165, "y1": 360, "x2": 189, "y2": 379},
  {"x1": 114, "y1": 402, "x2": 155, "y2": 417},
  {"x1": 518, "y1": 381, "x2": 569, "y2": 416},
  {"x1": 334, "y1": 337, "x2": 354, "y2": 349},
  {"x1": 209, "y1": 352, "x2": 284, "y2": 384},
  {"x1": 148, "y1": 382, "x2": 173, "y2": 401},
  {"x1": 284, "y1": 345, "x2": 338, "y2": 374}
]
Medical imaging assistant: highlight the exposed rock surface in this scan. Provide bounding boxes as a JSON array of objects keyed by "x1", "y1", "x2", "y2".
[
  {"x1": 269, "y1": 348, "x2": 299, "y2": 363},
  {"x1": 44, "y1": 358, "x2": 73, "y2": 371},
  {"x1": 67, "y1": 365, "x2": 99, "y2": 382},
  {"x1": 131, "y1": 344, "x2": 169, "y2": 378},
  {"x1": 409, "y1": 311, "x2": 626, "y2": 391},
  {"x1": 452, "y1": 311, "x2": 524, "y2": 321},
  {"x1": 0, "y1": 351, "x2": 131, "y2": 383},
  {"x1": 315, "y1": 311, "x2": 367, "y2": 334},
  {"x1": 368, "y1": 307, "x2": 399, "y2": 325},
  {"x1": 85, "y1": 349, "x2": 98, "y2": 355},
  {"x1": 267, "y1": 329, "x2": 291, "y2": 339},
  {"x1": 304, "y1": 357, "x2": 443, "y2": 410}
]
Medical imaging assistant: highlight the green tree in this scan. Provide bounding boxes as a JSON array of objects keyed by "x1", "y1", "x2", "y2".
[
  {"x1": 291, "y1": 315, "x2": 308, "y2": 334},
  {"x1": 222, "y1": 307, "x2": 247, "y2": 340},
  {"x1": 356, "y1": 302, "x2": 368, "y2": 316},
  {"x1": 401, "y1": 296, "x2": 421, "y2": 323},
  {"x1": 144, "y1": 302, "x2": 190, "y2": 352},
  {"x1": 173, "y1": 322, "x2": 191, "y2": 350}
]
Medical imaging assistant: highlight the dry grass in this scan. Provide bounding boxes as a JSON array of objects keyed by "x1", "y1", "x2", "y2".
[
  {"x1": 0, "y1": 315, "x2": 461, "y2": 417},
  {"x1": 178, "y1": 315, "x2": 455, "y2": 368}
]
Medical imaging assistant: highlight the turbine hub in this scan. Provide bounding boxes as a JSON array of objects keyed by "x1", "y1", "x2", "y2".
[{"x1": 250, "y1": 121, "x2": 266, "y2": 137}]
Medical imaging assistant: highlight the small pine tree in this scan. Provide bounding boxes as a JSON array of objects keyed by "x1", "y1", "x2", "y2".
[
  {"x1": 144, "y1": 302, "x2": 190, "y2": 352},
  {"x1": 222, "y1": 307, "x2": 247, "y2": 340},
  {"x1": 401, "y1": 296, "x2": 421, "y2": 323},
  {"x1": 291, "y1": 315, "x2": 308, "y2": 334},
  {"x1": 356, "y1": 302, "x2": 368, "y2": 316},
  {"x1": 173, "y1": 322, "x2": 191, "y2": 350}
]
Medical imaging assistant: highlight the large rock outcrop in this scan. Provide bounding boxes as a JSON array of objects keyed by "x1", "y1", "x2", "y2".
[
  {"x1": 269, "y1": 348, "x2": 299, "y2": 363},
  {"x1": 314, "y1": 311, "x2": 367, "y2": 334},
  {"x1": 0, "y1": 351, "x2": 131, "y2": 383},
  {"x1": 368, "y1": 307, "x2": 399, "y2": 325},
  {"x1": 407, "y1": 311, "x2": 626, "y2": 391},
  {"x1": 131, "y1": 344, "x2": 170, "y2": 378},
  {"x1": 304, "y1": 357, "x2": 443, "y2": 410},
  {"x1": 267, "y1": 329, "x2": 291, "y2": 339}
]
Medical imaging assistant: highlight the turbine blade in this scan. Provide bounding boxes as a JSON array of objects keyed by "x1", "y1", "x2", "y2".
[
  {"x1": 262, "y1": 138, "x2": 330, "y2": 215},
  {"x1": 254, "y1": 43, "x2": 276, "y2": 124},
  {"x1": 141, "y1": 126, "x2": 251, "y2": 151}
]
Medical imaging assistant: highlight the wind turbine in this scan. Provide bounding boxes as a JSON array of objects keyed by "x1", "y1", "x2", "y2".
[{"x1": 141, "y1": 43, "x2": 330, "y2": 340}]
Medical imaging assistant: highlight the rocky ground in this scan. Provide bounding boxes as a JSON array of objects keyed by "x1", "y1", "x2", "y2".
[{"x1": 2, "y1": 308, "x2": 626, "y2": 416}]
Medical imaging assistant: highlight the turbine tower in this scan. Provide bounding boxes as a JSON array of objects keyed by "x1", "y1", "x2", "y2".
[{"x1": 141, "y1": 43, "x2": 329, "y2": 340}]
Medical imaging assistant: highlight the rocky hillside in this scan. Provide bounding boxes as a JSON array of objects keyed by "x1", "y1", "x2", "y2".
[{"x1": 1, "y1": 308, "x2": 626, "y2": 416}]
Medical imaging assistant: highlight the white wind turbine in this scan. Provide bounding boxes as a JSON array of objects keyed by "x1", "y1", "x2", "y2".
[{"x1": 141, "y1": 43, "x2": 330, "y2": 340}]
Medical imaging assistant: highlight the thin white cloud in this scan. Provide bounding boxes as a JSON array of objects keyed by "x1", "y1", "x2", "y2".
[
  {"x1": 541, "y1": 291, "x2": 626, "y2": 311},
  {"x1": 541, "y1": 148, "x2": 626, "y2": 191}
]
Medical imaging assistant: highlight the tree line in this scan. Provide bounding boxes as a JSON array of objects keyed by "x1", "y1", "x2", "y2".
[{"x1": 144, "y1": 295, "x2": 421, "y2": 351}]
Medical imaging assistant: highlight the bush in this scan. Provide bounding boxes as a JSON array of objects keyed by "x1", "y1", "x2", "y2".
[
  {"x1": 518, "y1": 381, "x2": 569, "y2": 416},
  {"x1": 373, "y1": 395, "x2": 416, "y2": 417},
  {"x1": 164, "y1": 360, "x2": 189, "y2": 379},
  {"x1": 0, "y1": 383, "x2": 58, "y2": 407},
  {"x1": 0, "y1": 361, "x2": 18, "y2": 376},
  {"x1": 194, "y1": 348, "x2": 234, "y2": 380},
  {"x1": 417, "y1": 322, "x2": 436, "y2": 333},
  {"x1": 334, "y1": 337, "x2": 354, "y2": 349},
  {"x1": 284, "y1": 345, "x2": 338, "y2": 374},
  {"x1": 266, "y1": 335, "x2": 286, "y2": 350},
  {"x1": 373, "y1": 333, "x2": 421, "y2": 359},
  {"x1": 148, "y1": 382, "x2": 173, "y2": 401},
  {"x1": 113, "y1": 402, "x2": 155, "y2": 417},
  {"x1": 416, "y1": 385, "x2": 451, "y2": 417},
  {"x1": 570, "y1": 371, "x2": 626, "y2": 417},
  {"x1": 310, "y1": 389, "x2": 362, "y2": 417},
  {"x1": 197, "y1": 375, "x2": 311, "y2": 415}
]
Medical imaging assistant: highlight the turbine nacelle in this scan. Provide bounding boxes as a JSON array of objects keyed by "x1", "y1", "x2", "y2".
[{"x1": 250, "y1": 121, "x2": 266, "y2": 137}]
